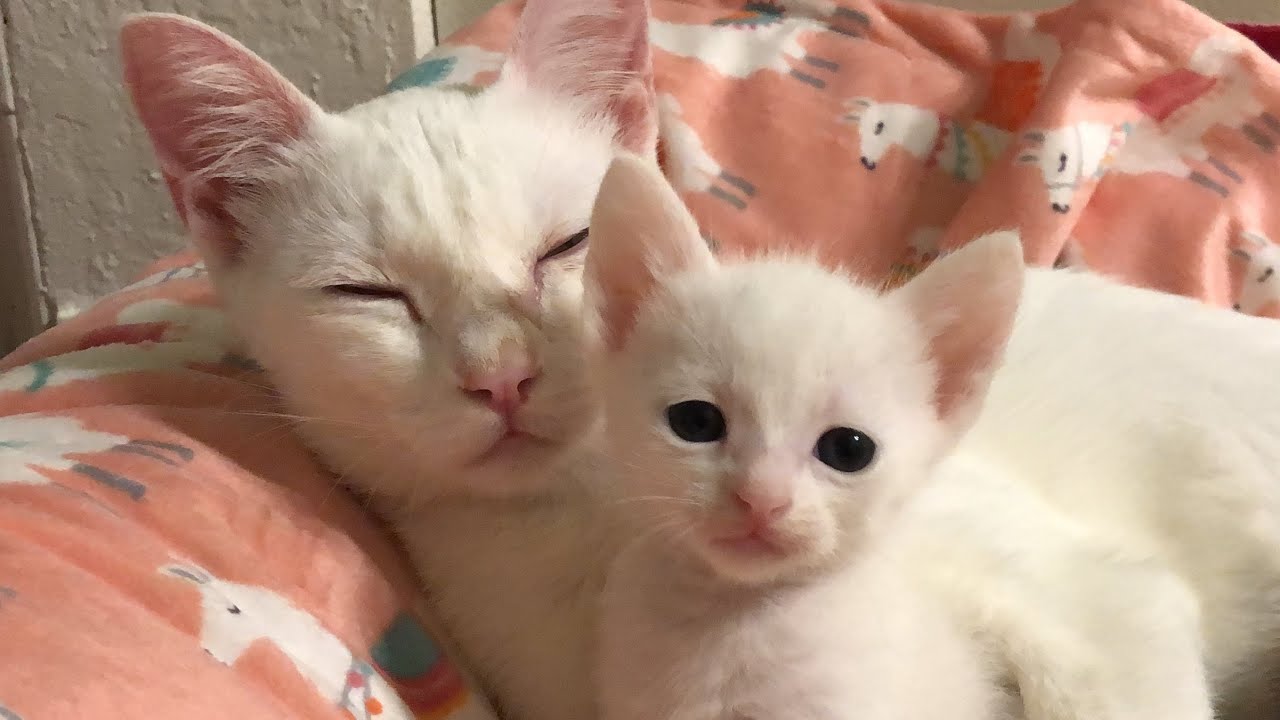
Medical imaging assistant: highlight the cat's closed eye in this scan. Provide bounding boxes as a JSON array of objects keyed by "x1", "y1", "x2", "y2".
[
  {"x1": 814, "y1": 427, "x2": 876, "y2": 473},
  {"x1": 324, "y1": 284, "x2": 422, "y2": 321},
  {"x1": 538, "y1": 228, "x2": 589, "y2": 262},
  {"x1": 666, "y1": 400, "x2": 727, "y2": 443}
]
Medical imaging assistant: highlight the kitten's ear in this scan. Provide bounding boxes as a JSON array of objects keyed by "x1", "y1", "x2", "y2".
[
  {"x1": 120, "y1": 13, "x2": 323, "y2": 266},
  {"x1": 501, "y1": 0, "x2": 657, "y2": 157},
  {"x1": 894, "y1": 230, "x2": 1025, "y2": 437},
  {"x1": 586, "y1": 153, "x2": 714, "y2": 350}
]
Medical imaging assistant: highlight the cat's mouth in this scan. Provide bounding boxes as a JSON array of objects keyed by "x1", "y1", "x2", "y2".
[
  {"x1": 709, "y1": 527, "x2": 796, "y2": 559},
  {"x1": 471, "y1": 427, "x2": 548, "y2": 465}
]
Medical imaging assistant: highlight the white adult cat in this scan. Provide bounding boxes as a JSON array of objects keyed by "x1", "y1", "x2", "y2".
[
  {"x1": 946, "y1": 258, "x2": 1280, "y2": 719},
  {"x1": 120, "y1": 2, "x2": 654, "y2": 718},
  {"x1": 585, "y1": 154, "x2": 1018, "y2": 720}
]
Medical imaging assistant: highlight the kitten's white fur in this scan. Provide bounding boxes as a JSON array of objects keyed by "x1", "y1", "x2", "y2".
[
  {"x1": 586, "y1": 154, "x2": 1021, "y2": 720},
  {"x1": 120, "y1": 3, "x2": 654, "y2": 718}
]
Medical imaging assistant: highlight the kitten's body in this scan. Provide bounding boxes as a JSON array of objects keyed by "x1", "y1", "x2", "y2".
[
  {"x1": 599, "y1": 530, "x2": 1007, "y2": 720},
  {"x1": 585, "y1": 156, "x2": 1021, "y2": 720}
]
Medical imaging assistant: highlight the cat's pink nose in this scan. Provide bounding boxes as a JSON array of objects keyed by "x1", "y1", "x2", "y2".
[
  {"x1": 733, "y1": 488, "x2": 793, "y2": 524},
  {"x1": 460, "y1": 344, "x2": 539, "y2": 417}
]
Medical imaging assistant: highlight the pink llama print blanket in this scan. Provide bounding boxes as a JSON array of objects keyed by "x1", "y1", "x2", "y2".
[
  {"x1": 395, "y1": 0, "x2": 1280, "y2": 309},
  {"x1": 0, "y1": 254, "x2": 496, "y2": 719},
  {"x1": 3, "y1": 1, "x2": 1280, "y2": 719}
]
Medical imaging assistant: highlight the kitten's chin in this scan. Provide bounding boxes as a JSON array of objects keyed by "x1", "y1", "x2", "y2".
[{"x1": 691, "y1": 529, "x2": 826, "y2": 587}]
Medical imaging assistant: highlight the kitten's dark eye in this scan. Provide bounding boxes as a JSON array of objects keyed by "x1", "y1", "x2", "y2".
[
  {"x1": 666, "y1": 400, "x2": 727, "y2": 443},
  {"x1": 539, "y1": 228, "x2": 589, "y2": 262},
  {"x1": 814, "y1": 427, "x2": 876, "y2": 473},
  {"x1": 1057, "y1": 153, "x2": 1069, "y2": 173},
  {"x1": 873, "y1": 121, "x2": 885, "y2": 135},
  {"x1": 324, "y1": 284, "x2": 406, "y2": 301},
  {"x1": 227, "y1": 604, "x2": 241, "y2": 615}
]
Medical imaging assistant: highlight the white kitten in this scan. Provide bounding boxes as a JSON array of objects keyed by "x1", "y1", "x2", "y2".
[
  {"x1": 120, "y1": 3, "x2": 655, "y2": 718},
  {"x1": 949, "y1": 261, "x2": 1280, "y2": 719},
  {"x1": 585, "y1": 154, "x2": 1020, "y2": 720}
]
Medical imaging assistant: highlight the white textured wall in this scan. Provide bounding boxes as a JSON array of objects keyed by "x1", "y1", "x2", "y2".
[{"x1": 5, "y1": 0, "x2": 430, "y2": 325}]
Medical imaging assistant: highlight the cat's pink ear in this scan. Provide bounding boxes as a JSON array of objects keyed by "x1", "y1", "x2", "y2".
[
  {"x1": 586, "y1": 153, "x2": 714, "y2": 350},
  {"x1": 120, "y1": 13, "x2": 322, "y2": 264},
  {"x1": 894, "y1": 230, "x2": 1025, "y2": 437},
  {"x1": 501, "y1": 0, "x2": 656, "y2": 157}
]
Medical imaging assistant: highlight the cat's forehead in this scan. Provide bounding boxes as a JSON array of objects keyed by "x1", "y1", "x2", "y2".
[
  {"x1": 279, "y1": 87, "x2": 615, "y2": 282},
  {"x1": 647, "y1": 260, "x2": 929, "y2": 407}
]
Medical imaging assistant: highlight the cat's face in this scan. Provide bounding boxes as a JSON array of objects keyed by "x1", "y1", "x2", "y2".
[
  {"x1": 603, "y1": 261, "x2": 947, "y2": 584},
  {"x1": 587, "y1": 156, "x2": 1025, "y2": 586},
  {"x1": 121, "y1": 1, "x2": 656, "y2": 503}
]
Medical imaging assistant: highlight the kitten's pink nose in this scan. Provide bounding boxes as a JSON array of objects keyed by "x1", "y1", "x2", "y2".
[
  {"x1": 460, "y1": 343, "x2": 540, "y2": 417},
  {"x1": 733, "y1": 488, "x2": 793, "y2": 525}
]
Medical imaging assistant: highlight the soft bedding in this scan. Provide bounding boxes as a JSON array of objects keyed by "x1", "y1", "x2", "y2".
[{"x1": 2, "y1": 1, "x2": 1279, "y2": 718}]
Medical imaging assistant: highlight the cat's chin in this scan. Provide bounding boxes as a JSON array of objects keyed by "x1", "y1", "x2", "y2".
[
  {"x1": 456, "y1": 430, "x2": 581, "y2": 499},
  {"x1": 691, "y1": 530, "x2": 823, "y2": 587}
]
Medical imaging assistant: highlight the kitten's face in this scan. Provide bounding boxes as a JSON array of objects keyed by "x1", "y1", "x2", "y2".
[
  {"x1": 602, "y1": 261, "x2": 944, "y2": 585},
  {"x1": 121, "y1": 4, "x2": 656, "y2": 504},
  {"x1": 586, "y1": 155, "x2": 1025, "y2": 587},
  {"x1": 222, "y1": 89, "x2": 613, "y2": 501}
]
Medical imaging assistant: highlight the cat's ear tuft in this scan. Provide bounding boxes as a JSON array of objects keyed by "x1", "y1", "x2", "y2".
[
  {"x1": 895, "y1": 230, "x2": 1025, "y2": 437},
  {"x1": 586, "y1": 153, "x2": 714, "y2": 350},
  {"x1": 120, "y1": 13, "x2": 322, "y2": 264},
  {"x1": 501, "y1": 0, "x2": 657, "y2": 157}
]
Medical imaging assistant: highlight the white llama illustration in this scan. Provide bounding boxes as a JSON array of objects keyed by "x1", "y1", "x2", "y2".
[
  {"x1": 0, "y1": 415, "x2": 127, "y2": 487},
  {"x1": 843, "y1": 99, "x2": 1011, "y2": 181},
  {"x1": 161, "y1": 563, "x2": 421, "y2": 720},
  {"x1": 658, "y1": 93, "x2": 756, "y2": 209},
  {"x1": 649, "y1": 12, "x2": 841, "y2": 89},
  {"x1": 1016, "y1": 121, "x2": 1132, "y2": 213},
  {"x1": 1230, "y1": 230, "x2": 1280, "y2": 315},
  {"x1": 1018, "y1": 32, "x2": 1266, "y2": 212},
  {"x1": 841, "y1": 14, "x2": 1057, "y2": 181}
]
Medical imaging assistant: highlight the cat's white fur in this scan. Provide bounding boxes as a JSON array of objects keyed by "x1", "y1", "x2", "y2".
[
  {"x1": 944, "y1": 263, "x2": 1280, "y2": 719},
  {"x1": 120, "y1": 3, "x2": 654, "y2": 718},
  {"x1": 901, "y1": 454, "x2": 1215, "y2": 720},
  {"x1": 586, "y1": 154, "x2": 1021, "y2": 720}
]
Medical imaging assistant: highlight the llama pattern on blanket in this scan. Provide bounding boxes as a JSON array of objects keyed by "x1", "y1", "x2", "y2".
[
  {"x1": 386, "y1": 45, "x2": 504, "y2": 93},
  {"x1": 1017, "y1": 32, "x2": 1273, "y2": 212},
  {"x1": 657, "y1": 93, "x2": 757, "y2": 209},
  {"x1": 841, "y1": 14, "x2": 1060, "y2": 182},
  {"x1": 1231, "y1": 231, "x2": 1280, "y2": 316},
  {"x1": 650, "y1": 6, "x2": 846, "y2": 89},
  {"x1": 161, "y1": 563, "x2": 415, "y2": 720}
]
